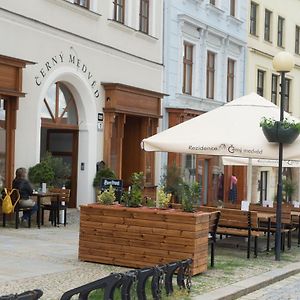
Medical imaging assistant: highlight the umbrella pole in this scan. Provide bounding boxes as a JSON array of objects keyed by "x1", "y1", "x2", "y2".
[
  {"x1": 275, "y1": 71, "x2": 286, "y2": 261},
  {"x1": 247, "y1": 158, "x2": 253, "y2": 202}
]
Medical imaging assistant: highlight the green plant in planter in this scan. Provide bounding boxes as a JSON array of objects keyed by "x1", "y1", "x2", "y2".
[
  {"x1": 157, "y1": 186, "x2": 172, "y2": 209},
  {"x1": 28, "y1": 153, "x2": 70, "y2": 187},
  {"x1": 93, "y1": 167, "x2": 116, "y2": 187},
  {"x1": 122, "y1": 172, "x2": 144, "y2": 207},
  {"x1": 283, "y1": 178, "x2": 296, "y2": 203},
  {"x1": 260, "y1": 117, "x2": 300, "y2": 144},
  {"x1": 97, "y1": 185, "x2": 116, "y2": 205},
  {"x1": 161, "y1": 163, "x2": 184, "y2": 202},
  {"x1": 181, "y1": 181, "x2": 200, "y2": 213}
]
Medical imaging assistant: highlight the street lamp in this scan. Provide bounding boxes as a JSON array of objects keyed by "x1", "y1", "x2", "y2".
[{"x1": 272, "y1": 51, "x2": 294, "y2": 261}]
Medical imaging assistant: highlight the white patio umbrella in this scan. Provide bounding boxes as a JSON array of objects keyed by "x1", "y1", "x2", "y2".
[
  {"x1": 142, "y1": 93, "x2": 300, "y2": 201},
  {"x1": 222, "y1": 157, "x2": 300, "y2": 168}
]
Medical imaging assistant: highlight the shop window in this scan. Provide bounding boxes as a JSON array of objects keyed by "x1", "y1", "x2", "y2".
[
  {"x1": 257, "y1": 69, "x2": 265, "y2": 96},
  {"x1": 0, "y1": 98, "x2": 6, "y2": 189},
  {"x1": 113, "y1": 0, "x2": 125, "y2": 24},
  {"x1": 139, "y1": 0, "x2": 149, "y2": 34},
  {"x1": 264, "y1": 9, "x2": 272, "y2": 42},
  {"x1": 206, "y1": 51, "x2": 215, "y2": 99},
  {"x1": 182, "y1": 42, "x2": 193, "y2": 95},
  {"x1": 227, "y1": 58, "x2": 235, "y2": 102},
  {"x1": 41, "y1": 82, "x2": 78, "y2": 128},
  {"x1": 271, "y1": 74, "x2": 278, "y2": 105},
  {"x1": 277, "y1": 16, "x2": 285, "y2": 47},
  {"x1": 250, "y1": 2, "x2": 258, "y2": 36},
  {"x1": 295, "y1": 25, "x2": 300, "y2": 54},
  {"x1": 74, "y1": 0, "x2": 90, "y2": 9}
]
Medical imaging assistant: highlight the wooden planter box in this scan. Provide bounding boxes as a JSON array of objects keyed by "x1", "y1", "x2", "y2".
[{"x1": 79, "y1": 204, "x2": 209, "y2": 275}]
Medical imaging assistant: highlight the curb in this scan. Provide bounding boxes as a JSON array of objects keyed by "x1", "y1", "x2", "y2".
[{"x1": 192, "y1": 262, "x2": 300, "y2": 300}]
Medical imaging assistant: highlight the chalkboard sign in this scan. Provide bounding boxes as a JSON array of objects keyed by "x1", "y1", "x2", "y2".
[{"x1": 100, "y1": 178, "x2": 123, "y2": 202}]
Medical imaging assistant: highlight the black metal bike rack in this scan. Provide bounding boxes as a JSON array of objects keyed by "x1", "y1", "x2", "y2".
[{"x1": 0, "y1": 290, "x2": 43, "y2": 300}]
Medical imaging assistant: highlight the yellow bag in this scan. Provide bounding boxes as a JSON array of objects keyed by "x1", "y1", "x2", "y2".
[{"x1": 2, "y1": 188, "x2": 20, "y2": 214}]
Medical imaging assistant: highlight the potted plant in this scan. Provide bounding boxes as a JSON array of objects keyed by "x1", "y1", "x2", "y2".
[
  {"x1": 93, "y1": 166, "x2": 116, "y2": 201},
  {"x1": 97, "y1": 185, "x2": 116, "y2": 205},
  {"x1": 283, "y1": 178, "x2": 296, "y2": 203},
  {"x1": 260, "y1": 117, "x2": 300, "y2": 144},
  {"x1": 161, "y1": 163, "x2": 184, "y2": 204},
  {"x1": 122, "y1": 172, "x2": 144, "y2": 207},
  {"x1": 181, "y1": 181, "x2": 200, "y2": 212},
  {"x1": 157, "y1": 186, "x2": 172, "y2": 209},
  {"x1": 28, "y1": 153, "x2": 70, "y2": 188}
]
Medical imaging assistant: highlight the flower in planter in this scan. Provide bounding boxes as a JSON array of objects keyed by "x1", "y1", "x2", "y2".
[
  {"x1": 97, "y1": 185, "x2": 116, "y2": 205},
  {"x1": 260, "y1": 117, "x2": 300, "y2": 144},
  {"x1": 157, "y1": 186, "x2": 172, "y2": 209}
]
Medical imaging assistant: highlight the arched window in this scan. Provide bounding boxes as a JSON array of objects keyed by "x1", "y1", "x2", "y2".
[{"x1": 41, "y1": 82, "x2": 78, "y2": 128}]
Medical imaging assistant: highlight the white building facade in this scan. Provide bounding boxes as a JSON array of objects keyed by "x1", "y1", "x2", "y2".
[
  {"x1": 0, "y1": 0, "x2": 164, "y2": 207},
  {"x1": 163, "y1": 0, "x2": 248, "y2": 204}
]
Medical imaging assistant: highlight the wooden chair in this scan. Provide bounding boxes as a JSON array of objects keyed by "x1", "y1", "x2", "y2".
[
  {"x1": 1, "y1": 188, "x2": 32, "y2": 229},
  {"x1": 200, "y1": 206, "x2": 264, "y2": 258},
  {"x1": 208, "y1": 211, "x2": 220, "y2": 267},
  {"x1": 249, "y1": 204, "x2": 296, "y2": 250},
  {"x1": 41, "y1": 188, "x2": 70, "y2": 226}
]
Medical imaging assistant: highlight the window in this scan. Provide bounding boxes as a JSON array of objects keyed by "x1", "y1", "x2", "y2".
[
  {"x1": 230, "y1": 0, "x2": 236, "y2": 17},
  {"x1": 257, "y1": 69, "x2": 265, "y2": 96},
  {"x1": 74, "y1": 0, "x2": 89, "y2": 8},
  {"x1": 283, "y1": 78, "x2": 291, "y2": 112},
  {"x1": 277, "y1": 16, "x2": 285, "y2": 47},
  {"x1": 206, "y1": 51, "x2": 215, "y2": 99},
  {"x1": 113, "y1": 0, "x2": 125, "y2": 24},
  {"x1": 259, "y1": 171, "x2": 268, "y2": 203},
  {"x1": 264, "y1": 9, "x2": 272, "y2": 42},
  {"x1": 182, "y1": 43, "x2": 193, "y2": 95},
  {"x1": 41, "y1": 82, "x2": 78, "y2": 127},
  {"x1": 271, "y1": 74, "x2": 278, "y2": 105},
  {"x1": 210, "y1": 0, "x2": 216, "y2": 5},
  {"x1": 295, "y1": 25, "x2": 300, "y2": 54},
  {"x1": 139, "y1": 0, "x2": 149, "y2": 34},
  {"x1": 227, "y1": 59, "x2": 235, "y2": 102},
  {"x1": 250, "y1": 2, "x2": 258, "y2": 35},
  {"x1": 0, "y1": 98, "x2": 6, "y2": 189}
]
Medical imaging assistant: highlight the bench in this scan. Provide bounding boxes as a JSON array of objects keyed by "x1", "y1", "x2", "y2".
[
  {"x1": 249, "y1": 204, "x2": 296, "y2": 250},
  {"x1": 207, "y1": 211, "x2": 220, "y2": 267},
  {"x1": 200, "y1": 206, "x2": 264, "y2": 258}
]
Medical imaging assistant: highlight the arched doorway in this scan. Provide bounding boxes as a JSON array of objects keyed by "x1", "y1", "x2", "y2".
[{"x1": 40, "y1": 82, "x2": 79, "y2": 207}]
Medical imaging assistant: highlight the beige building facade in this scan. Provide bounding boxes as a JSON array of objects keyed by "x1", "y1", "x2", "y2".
[{"x1": 246, "y1": 0, "x2": 300, "y2": 203}]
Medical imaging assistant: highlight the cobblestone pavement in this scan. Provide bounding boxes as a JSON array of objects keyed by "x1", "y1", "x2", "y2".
[
  {"x1": 239, "y1": 273, "x2": 300, "y2": 300},
  {"x1": 0, "y1": 209, "x2": 126, "y2": 299}
]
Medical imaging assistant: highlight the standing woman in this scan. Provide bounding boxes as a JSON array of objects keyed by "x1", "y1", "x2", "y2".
[{"x1": 12, "y1": 167, "x2": 37, "y2": 222}]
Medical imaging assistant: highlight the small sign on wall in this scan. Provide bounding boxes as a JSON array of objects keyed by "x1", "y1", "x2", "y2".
[{"x1": 97, "y1": 113, "x2": 103, "y2": 131}]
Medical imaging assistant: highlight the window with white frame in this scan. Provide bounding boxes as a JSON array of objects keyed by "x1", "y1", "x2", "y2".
[
  {"x1": 271, "y1": 74, "x2": 278, "y2": 105},
  {"x1": 250, "y1": 2, "x2": 258, "y2": 35},
  {"x1": 74, "y1": 0, "x2": 89, "y2": 8},
  {"x1": 206, "y1": 51, "x2": 215, "y2": 99},
  {"x1": 257, "y1": 69, "x2": 265, "y2": 96},
  {"x1": 113, "y1": 0, "x2": 125, "y2": 23},
  {"x1": 139, "y1": 0, "x2": 150, "y2": 34},
  {"x1": 182, "y1": 42, "x2": 193, "y2": 95},
  {"x1": 230, "y1": 0, "x2": 236, "y2": 17},
  {"x1": 264, "y1": 9, "x2": 272, "y2": 42},
  {"x1": 227, "y1": 58, "x2": 235, "y2": 102},
  {"x1": 277, "y1": 16, "x2": 285, "y2": 47}
]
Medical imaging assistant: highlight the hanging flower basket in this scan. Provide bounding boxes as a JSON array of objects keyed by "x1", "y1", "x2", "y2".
[{"x1": 260, "y1": 118, "x2": 300, "y2": 144}]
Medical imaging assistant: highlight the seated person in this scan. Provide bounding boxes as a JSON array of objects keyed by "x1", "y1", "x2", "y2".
[{"x1": 12, "y1": 168, "x2": 37, "y2": 222}]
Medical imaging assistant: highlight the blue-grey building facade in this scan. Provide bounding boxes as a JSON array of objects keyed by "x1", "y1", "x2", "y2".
[{"x1": 162, "y1": 0, "x2": 248, "y2": 204}]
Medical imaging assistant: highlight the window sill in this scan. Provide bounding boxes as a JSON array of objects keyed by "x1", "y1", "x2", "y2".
[
  {"x1": 226, "y1": 15, "x2": 243, "y2": 26},
  {"x1": 107, "y1": 19, "x2": 158, "y2": 41},
  {"x1": 47, "y1": 0, "x2": 101, "y2": 19},
  {"x1": 107, "y1": 19, "x2": 136, "y2": 33},
  {"x1": 263, "y1": 39, "x2": 273, "y2": 45},
  {"x1": 277, "y1": 45, "x2": 285, "y2": 50},
  {"x1": 249, "y1": 33, "x2": 259, "y2": 39},
  {"x1": 206, "y1": 3, "x2": 225, "y2": 16}
]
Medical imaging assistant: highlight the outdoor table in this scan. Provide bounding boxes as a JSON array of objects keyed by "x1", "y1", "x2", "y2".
[
  {"x1": 32, "y1": 192, "x2": 60, "y2": 229},
  {"x1": 256, "y1": 212, "x2": 276, "y2": 252},
  {"x1": 291, "y1": 211, "x2": 300, "y2": 245}
]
